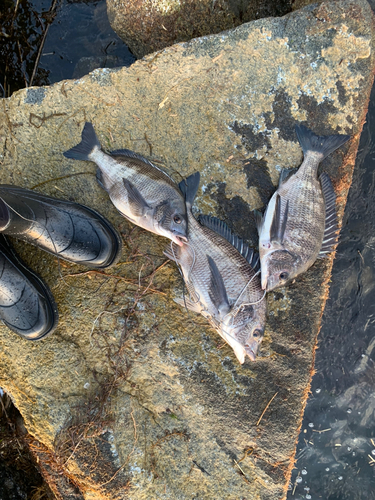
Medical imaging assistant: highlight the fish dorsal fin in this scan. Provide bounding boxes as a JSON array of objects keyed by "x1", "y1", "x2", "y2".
[
  {"x1": 111, "y1": 149, "x2": 176, "y2": 182},
  {"x1": 278, "y1": 168, "x2": 297, "y2": 187},
  {"x1": 295, "y1": 124, "x2": 350, "y2": 160},
  {"x1": 269, "y1": 194, "x2": 289, "y2": 245},
  {"x1": 178, "y1": 172, "x2": 200, "y2": 207},
  {"x1": 111, "y1": 149, "x2": 156, "y2": 168},
  {"x1": 122, "y1": 178, "x2": 151, "y2": 217},
  {"x1": 207, "y1": 255, "x2": 230, "y2": 316},
  {"x1": 198, "y1": 215, "x2": 260, "y2": 270},
  {"x1": 318, "y1": 172, "x2": 338, "y2": 258}
]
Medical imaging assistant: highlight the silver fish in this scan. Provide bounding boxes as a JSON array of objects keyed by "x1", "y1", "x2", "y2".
[
  {"x1": 63, "y1": 122, "x2": 188, "y2": 246},
  {"x1": 165, "y1": 172, "x2": 266, "y2": 364},
  {"x1": 257, "y1": 124, "x2": 350, "y2": 291}
]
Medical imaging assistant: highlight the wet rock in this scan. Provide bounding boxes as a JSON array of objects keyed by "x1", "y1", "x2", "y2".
[
  {"x1": 107, "y1": 0, "x2": 293, "y2": 59},
  {"x1": 0, "y1": 0, "x2": 374, "y2": 498},
  {"x1": 72, "y1": 55, "x2": 123, "y2": 79}
]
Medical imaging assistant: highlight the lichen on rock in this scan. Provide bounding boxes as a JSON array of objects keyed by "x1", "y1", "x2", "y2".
[{"x1": 0, "y1": 0, "x2": 374, "y2": 498}]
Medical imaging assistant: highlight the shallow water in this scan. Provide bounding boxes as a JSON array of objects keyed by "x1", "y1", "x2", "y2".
[{"x1": 1, "y1": 1, "x2": 375, "y2": 498}]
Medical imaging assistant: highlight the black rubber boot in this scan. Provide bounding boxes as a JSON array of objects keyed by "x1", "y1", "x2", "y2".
[
  {"x1": 0, "y1": 185, "x2": 122, "y2": 268},
  {"x1": 0, "y1": 235, "x2": 58, "y2": 340}
]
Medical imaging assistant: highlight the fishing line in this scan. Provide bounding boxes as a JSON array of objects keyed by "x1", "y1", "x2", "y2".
[
  {"x1": 170, "y1": 241, "x2": 190, "y2": 315},
  {"x1": 231, "y1": 269, "x2": 262, "y2": 310},
  {"x1": 222, "y1": 269, "x2": 266, "y2": 325}
]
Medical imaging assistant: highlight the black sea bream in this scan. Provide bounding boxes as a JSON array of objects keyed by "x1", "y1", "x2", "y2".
[
  {"x1": 165, "y1": 173, "x2": 266, "y2": 364},
  {"x1": 64, "y1": 122, "x2": 188, "y2": 246},
  {"x1": 257, "y1": 124, "x2": 350, "y2": 291}
]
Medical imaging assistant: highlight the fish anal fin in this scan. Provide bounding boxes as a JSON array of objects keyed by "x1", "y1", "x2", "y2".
[
  {"x1": 207, "y1": 255, "x2": 230, "y2": 317},
  {"x1": 318, "y1": 172, "x2": 338, "y2": 258},
  {"x1": 122, "y1": 178, "x2": 151, "y2": 217},
  {"x1": 178, "y1": 172, "x2": 200, "y2": 207},
  {"x1": 174, "y1": 296, "x2": 202, "y2": 313},
  {"x1": 199, "y1": 215, "x2": 259, "y2": 269},
  {"x1": 278, "y1": 168, "x2": 297, "y2": 187},
  {"x1": 96, "y1": 168, "x2": 105, "y2": 189}
]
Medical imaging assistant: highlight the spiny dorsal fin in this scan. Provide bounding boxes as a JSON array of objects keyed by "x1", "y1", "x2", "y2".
[
  {"x1": 111, "y1": 149, "x2": 155, "y2": 168},
  {"x1": 198, "y1": 215, "x2": 260, "y2": 271},
  {"x1": 318, "y1": 172, "x2": 338, "y2": 258}
]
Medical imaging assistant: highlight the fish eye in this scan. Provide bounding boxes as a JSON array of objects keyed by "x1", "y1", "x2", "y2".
[
  {"x1": 173, "y1": 215, "x2": 182, "y2": 224},
  {"x1": 279, "y1": 271, "x2": 289, "y2": 280},
  {"x1": 253, "y1": 329, "x2": 262, "y2": 338}
]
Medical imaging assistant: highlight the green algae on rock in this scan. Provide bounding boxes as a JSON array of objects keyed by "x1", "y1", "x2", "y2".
[{"x1": 0, "y1": 0, "x2": 374, "y2": 498}]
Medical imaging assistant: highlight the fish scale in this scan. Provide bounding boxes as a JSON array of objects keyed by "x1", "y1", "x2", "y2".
[
  {"x1": 63, "y1": 122, "x2": 188, "y2": 246},
  {"x1": 165, "y1": 172, "x2": 266, "y2": 364},
  {"x1": 257, "y1": 124, "x2": 350, "y2": 291}
]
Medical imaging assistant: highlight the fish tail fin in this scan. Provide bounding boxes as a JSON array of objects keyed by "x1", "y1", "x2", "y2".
[
  {"x1": 178, "y1": 172, "x2": 200, "y2": 208},
  {"x1": 295, "y1": 124, "x2": 350, "y2": 161},
  {"x1": 63, "y1": 122, "x2": 101, "y2": 161}
]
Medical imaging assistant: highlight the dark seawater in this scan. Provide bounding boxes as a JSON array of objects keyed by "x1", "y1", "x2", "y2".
[
  {"x1": 1, "y1": 1, "x2": 375, "y2": 499},
  {"x1": 287, "y1": 84, "x2": 375, "y2": 500},
  {"x1": 0, "y1": 0, "x2": 135, "y2": 96}
]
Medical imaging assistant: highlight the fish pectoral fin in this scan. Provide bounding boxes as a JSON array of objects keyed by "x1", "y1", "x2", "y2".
[
  {"x1": 207, "y1": 255, "x2": 230, "y2": 317},
  {"x1": 122, "y1": 178, "x2": 151, "y2": 217},
  {"x1": 318, "y1": 172, "x2": 338, "y2": 258},
  {"x1": 253, "y1": 210, "x2": 263, "y2": 234},
  {"x1": 178, "y1": 172, "x2": 200, "y2": 208},
  {"x1": 270, "y1": 194, "x2": 289, "y2": 245},
  {"x1": 174, "y1": 296, "x2": 201, "y2": 313}
]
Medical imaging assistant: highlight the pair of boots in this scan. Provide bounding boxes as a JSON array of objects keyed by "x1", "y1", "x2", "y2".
[{"x1": 0, "y1": 185, "x2": 122, "y2": 341}]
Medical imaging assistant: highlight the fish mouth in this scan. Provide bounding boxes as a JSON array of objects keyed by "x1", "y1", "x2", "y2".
[
  {"x1": 245, "y1": 341, "x2": 260, "y2": 362},
  {"x1": 173, "y1": 234, "x2": 188, "y2": 246},
  {"x1": 245, "y1": 346, "x2": 256, "y2": 362},
  {"x1": 261, "y1": 275, "x2": 268, "y2": 291}
]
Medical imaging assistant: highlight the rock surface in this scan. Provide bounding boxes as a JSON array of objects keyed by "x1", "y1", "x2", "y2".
[
  {"x1": 0, "y1": 1, "x2": 374, "y2": 498},
  {"x1": 107, "y1": 0, "x2": 292, "y2": 59}
]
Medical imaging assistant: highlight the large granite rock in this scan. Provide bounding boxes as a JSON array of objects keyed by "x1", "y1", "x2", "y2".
[
  {"x1": 0, "y1": 1, "x2": 374, "y2": 498},
  {"x1": 107, "y1": 0, "x2": 292, "y2": 59}
]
